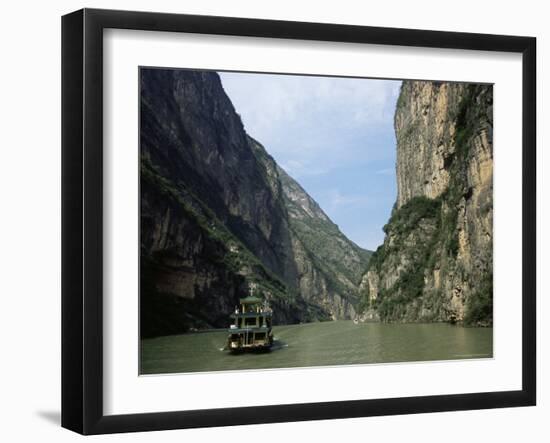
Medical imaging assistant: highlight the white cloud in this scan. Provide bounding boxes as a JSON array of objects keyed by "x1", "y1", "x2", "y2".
[
  {"x1": 220, "y1": 72, "x2": 401, "y2": 160},
  {"x1": 281, "y1": 159, "x2": 329, "y2": 178},
  {"x1": 376, "y1": 167, "x2": 395, "y2": 175},
  {"x1": 327, "y1": 189, "x2": 369, "y2": 208},
  {"x1": 285, "y1": 159, "x2": 303, "y2": 170}
]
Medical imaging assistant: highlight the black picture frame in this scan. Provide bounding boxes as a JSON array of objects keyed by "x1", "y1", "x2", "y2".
[{"x1": 62, "y1": 8, "x2": 536, "y2": 435}]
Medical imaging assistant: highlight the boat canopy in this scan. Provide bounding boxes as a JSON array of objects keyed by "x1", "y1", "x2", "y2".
[{"x1": 239, "y1": 296, "x2": 263, "y2": 305}]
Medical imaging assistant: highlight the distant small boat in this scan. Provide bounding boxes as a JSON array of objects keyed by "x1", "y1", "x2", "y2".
[{"x1": 226, "y1": 295, "x2": 273, "y2": 351}]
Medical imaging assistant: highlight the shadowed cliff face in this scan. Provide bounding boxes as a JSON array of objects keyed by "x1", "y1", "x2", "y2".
[
  {"x1": 140, "y1": 69, "x2": 370, "y2": 337},
  {"x1": 361, "y1": 81, "x2": 493, "y2": 326}
]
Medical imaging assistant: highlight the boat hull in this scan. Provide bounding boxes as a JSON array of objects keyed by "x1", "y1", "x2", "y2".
[{"x1": 226, "y1": 327, "x2": 273, "y2": 352}]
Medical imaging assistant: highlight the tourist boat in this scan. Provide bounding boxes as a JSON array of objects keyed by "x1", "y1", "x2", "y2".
[{"x1": 226, "y1": 295, "x2": 273, "y2": 351}]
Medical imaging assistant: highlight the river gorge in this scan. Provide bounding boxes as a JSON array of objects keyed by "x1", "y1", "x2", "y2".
[{"x1": 140, "y1": 68, "x2": 493, "y2": 373}]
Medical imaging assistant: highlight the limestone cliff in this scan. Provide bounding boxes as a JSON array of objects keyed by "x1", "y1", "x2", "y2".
[
  {"x1": 361, "y1": 81, "x2": 493, "y2": 326},
  {"x1": 249, "y1": 139, "x2": 370, "y2": 320},
  {"x1": 140, "y1": 68, "x2": 370, "y2": 337}
]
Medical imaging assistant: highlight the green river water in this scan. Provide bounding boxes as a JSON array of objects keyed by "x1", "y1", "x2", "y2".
[{"x1": 140, "y1": 321, "x2": 492, "y2": 375}]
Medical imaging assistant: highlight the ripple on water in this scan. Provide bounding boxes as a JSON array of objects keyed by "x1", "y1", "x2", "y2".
[{"x1": 140, "y1": 321, "x2": 493, "y2": 375}]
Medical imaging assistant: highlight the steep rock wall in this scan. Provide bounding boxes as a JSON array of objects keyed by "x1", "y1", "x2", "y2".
[
  {"x1": 362, "y1": 81, "x2": 493, "y2": 326},
  {"x1": 140, "y1": 69, "x2": 370, "y2": 336}
]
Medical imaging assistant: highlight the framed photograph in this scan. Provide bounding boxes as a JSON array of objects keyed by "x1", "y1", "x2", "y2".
[{"x1": 62, "y1": 8, "x2": 536, "y2": 435}]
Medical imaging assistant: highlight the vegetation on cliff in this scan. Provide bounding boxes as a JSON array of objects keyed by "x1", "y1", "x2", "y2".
[{"x1": 362, "y1": 81, "x2": 493, "y2": 326}]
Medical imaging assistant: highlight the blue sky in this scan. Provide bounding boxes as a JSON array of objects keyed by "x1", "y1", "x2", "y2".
[{"x1": 219, "y1": 71, "x2": 401, "y2": 251}]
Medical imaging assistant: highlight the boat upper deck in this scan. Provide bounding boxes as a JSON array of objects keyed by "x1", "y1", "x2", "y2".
[{"x1": 230, "y1": 311, "x2": 272, "y2": 319}]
